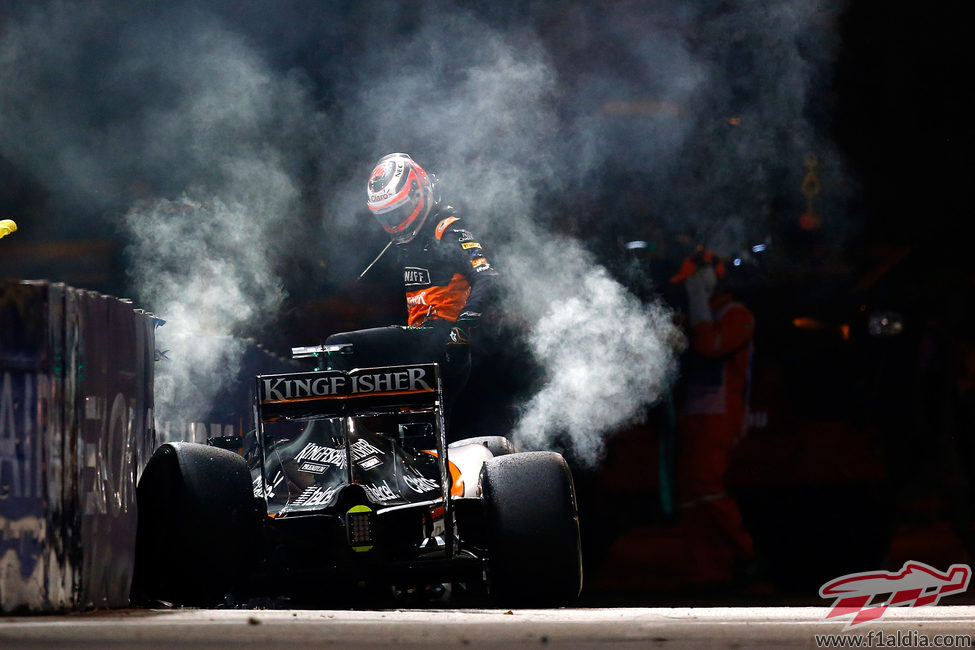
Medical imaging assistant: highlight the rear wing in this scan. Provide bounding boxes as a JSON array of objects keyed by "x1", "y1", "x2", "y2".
[{"x1": 255, "y1": 363, "x2": 440, "y2": 422}]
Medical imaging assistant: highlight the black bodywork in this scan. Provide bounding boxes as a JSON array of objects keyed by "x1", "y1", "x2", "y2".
[
  {"x1": 247, "y1": 361, "x2": 486, "y2": 600},
  {"x1": 133, "y1": 346, "x2": 582, "y2": 608}
]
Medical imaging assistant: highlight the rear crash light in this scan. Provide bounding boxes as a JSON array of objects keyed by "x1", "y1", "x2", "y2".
[{"x1": 346, "y1": 505, "x2": 375, "y2": 552}]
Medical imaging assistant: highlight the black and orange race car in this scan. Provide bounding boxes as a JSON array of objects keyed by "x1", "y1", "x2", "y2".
[{"x1": 132, "y1": 345, "x2": 582, "y2": 608}]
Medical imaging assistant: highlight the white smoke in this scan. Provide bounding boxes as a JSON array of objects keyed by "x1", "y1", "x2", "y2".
[
  {"x1": 505, "y1": 228, "x2": 684, "y2": 464},
  {"x1": 1, "y1": 0, "x2": 846, "y2": 457},
  {"x1": 115, "y1": 17, "x2": 319, "y2": 429},
  {"x1": 327, "y1": 1, "x2": 844, "y2": 464},
  {"x1": 329, "y1": 7, "x2": 692, "y2": 465},
  {"x1": 0, "y1": 1, "x2": 321, "y2": 427},
  {"x1": 123, "y1": 196, "x2": 289, "y2": 425}
]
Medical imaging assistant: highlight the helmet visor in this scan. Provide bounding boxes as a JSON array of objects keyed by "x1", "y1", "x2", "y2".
[{"x1": 372, "y1": 192, "x2": 428, "y2": 243}]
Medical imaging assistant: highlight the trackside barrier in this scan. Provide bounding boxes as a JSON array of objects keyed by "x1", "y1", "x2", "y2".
[{"x1": 0, "y1": 280, "x2": 156, "y2": 612}]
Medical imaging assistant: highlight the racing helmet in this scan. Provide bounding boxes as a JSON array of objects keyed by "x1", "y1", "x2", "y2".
[{"x1": 366, "y1": 153, "x2": 435, "y2": 244}]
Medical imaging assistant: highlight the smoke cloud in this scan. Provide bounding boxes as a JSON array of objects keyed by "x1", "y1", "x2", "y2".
[
  {"x1": 123, "y1": 196, "x2": 289, "y2": 426},
  {"x1": 327, "y1": 2, "x2": 843, "y2": 464},
  {"x1": 1, "y1": 1, "x2": 324, "y2": 427},
  {"x1": 111, "y1": 13, "x2": 322, "y2": 428},
  {"x1": 318, "y1": 7, "x2": 688, "y2": 464},
  {"x1": 503, "y1": 225, "x2": 684, "y2": 462},
  {"x1": 1, "y1": 1, "x2": 846, "y2": 459}
]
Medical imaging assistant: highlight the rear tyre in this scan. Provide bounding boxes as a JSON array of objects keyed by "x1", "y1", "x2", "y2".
[
  {"x1": 131, "y1": 442, "x2": 256, "y2": 606},
  {"x1": 479, "y1": 451, "x2": 583, "y2": 606}
]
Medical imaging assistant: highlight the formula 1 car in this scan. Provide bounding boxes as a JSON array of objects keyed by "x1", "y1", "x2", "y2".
[{"x1": 132, "y1": 343, "x2": 582, "y2": 607}]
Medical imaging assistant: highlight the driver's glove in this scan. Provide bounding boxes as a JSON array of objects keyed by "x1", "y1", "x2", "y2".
[
  {"x1": 448, "y1": 316, "x2": 478, "y2": 345},
  {"x1": 416, "y1": 317, "x2": 476, "y2": 345},
  {"x1": 413, "y1": 318, "x2": 453, "y2": 343}
]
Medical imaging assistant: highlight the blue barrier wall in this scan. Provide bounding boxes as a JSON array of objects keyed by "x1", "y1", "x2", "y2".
[{"x1": 0, "y1": 280, "x2": 155, "y2": 612}]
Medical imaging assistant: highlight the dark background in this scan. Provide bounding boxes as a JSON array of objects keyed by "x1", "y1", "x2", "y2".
[{"x1": 2, "y1": 0, "x2": 973, "y2": 604}]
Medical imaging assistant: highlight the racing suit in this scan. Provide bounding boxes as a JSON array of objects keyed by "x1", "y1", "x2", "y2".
[
  {"x1": 325, "y1": 206, "x2": 498, "y2": 429},
  {"x1": 398, "y1": 206, "x2": 497, "y2": 329}
]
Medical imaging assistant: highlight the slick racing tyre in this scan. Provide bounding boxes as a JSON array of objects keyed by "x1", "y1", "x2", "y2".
[
  {"x1": 131, "y1": 442, "x2": 256, "y2": 607},
  {"x1": 479, "y1": 451, "x2": 583, "y2": 606}
]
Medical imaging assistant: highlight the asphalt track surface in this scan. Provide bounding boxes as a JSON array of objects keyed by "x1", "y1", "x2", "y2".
[{"x1": 3, "y1": 606, "x2": 975, "y2": 648}]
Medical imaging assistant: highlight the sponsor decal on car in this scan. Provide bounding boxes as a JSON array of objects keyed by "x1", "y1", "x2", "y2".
[
  {"x1": 298, "y1": 461, "x2": 329, "y2": 475},
  {"x1": 262, "y1": 375, "x2": 348, "y2": 400},
  {"x1": 296, "y1": 442, "x2": 346, "y2": 467},
  {"x1": 403, "y1": 474, "x2": 439, "y2": 493},
  {"x1": 294, "y1": 439, "x2": 385, "y2": 470},
  {"x1": 254, "y1": 470, "x2": 284, "y2": 499},
  {"x1": 358, "y1": 456, "x2": 382, "y2": 471},
  {"x1": 259, "y1": 366, "x2": 436, "y2": 407},
  {"x1": 362, "y1": 480, "x2": 398, "y2": 503},
  {"x1": 350, "y1": 370, "x2": 432, "y2": 394},
  {"x1": 352, "y1": 439, "x2": 385, "y2": 459},
  {"x1": 291, "y1": 485, "x2": 339, "y2": 508}
]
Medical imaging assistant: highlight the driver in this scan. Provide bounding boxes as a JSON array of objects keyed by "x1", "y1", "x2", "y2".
[{"x1": 324, "y1": 153, "x2": 499, "y2": 428}]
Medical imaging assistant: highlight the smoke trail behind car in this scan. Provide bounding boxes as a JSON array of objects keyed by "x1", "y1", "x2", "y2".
[
  {"x1": 502, "y1": 226, "x2": 684, "y2": 465},
  {"x1": 1, "y1": 0, "x2": 846, "y2": 460}
]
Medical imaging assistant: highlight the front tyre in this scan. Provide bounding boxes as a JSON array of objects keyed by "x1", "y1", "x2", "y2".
[{"x1": 479, "y1": 451, "x2": 583, "y2": 606}]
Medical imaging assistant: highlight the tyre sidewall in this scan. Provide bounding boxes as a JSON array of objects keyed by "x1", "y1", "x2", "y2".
[{"x1": 480, "y1": 451, "x2": 582, "y2": 606}]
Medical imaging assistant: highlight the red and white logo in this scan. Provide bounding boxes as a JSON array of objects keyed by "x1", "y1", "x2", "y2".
[{"x1": 819, "y1": 561, "x2": 971, "y2": 627}]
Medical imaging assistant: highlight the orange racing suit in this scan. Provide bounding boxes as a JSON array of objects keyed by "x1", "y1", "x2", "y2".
[{"x1": 397, "y1": 207, "x2": 498, "y2": 329}]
